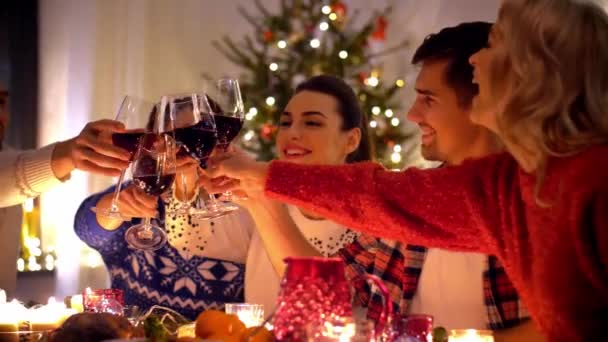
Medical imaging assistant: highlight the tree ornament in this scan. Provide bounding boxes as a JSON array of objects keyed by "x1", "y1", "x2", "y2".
[
  {"x1": 260, "y1": 123, "x2": 278, "y2": 142},
  {"x1": 371, "y1": 16, "x2": 388, "y2": 41},
  {"x1": 263, "y1": 30, "x2": 274, "y2": 43}
]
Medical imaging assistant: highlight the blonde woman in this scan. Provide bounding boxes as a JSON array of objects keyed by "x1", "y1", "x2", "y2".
[{"x1": 204, "y1": 0, "x2": 608, "y2": 340}]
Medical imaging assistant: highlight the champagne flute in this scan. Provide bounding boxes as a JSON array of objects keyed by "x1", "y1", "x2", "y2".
[{"x1": 91, "y1": 95, "x2": 155, "y2": 218}]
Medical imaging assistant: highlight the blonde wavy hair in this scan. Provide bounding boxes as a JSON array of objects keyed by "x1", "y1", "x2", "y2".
[{"x1": 489, "y1": 0, "x2": 608, "y2": 186}]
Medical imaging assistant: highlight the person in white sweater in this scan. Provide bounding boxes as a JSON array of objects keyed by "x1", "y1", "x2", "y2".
[
  {"x1": 0, "y1": 120, "x2": 131, "y2": 208},
  {"x1": 0, "y1": 85, "x2": 130, "y2": 296}
]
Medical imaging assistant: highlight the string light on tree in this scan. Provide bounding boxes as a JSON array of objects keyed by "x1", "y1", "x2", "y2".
[
  {"x1": 365, "y1": 76, "x2": 379, "y2": 87},
  {"x1": 391, "y1": 118, "x2": 400, "y2": 126},
  {"x1": 393, "y1": 144, "x2": 402, "y2": 153},
  {"x1": 243, "y1": 130, "x2": 255, "y2": 141},
  {"x1": 391, "y1": 152, "x2": 402, "y2": 164},
  {"x1": 265, "y1": 96, "x2": 276, "y2": 106},
  {"x1": 371, "y1": 106, "x2": 381, "y2": 116},
  {"x1": 269, "y1": 63, "x2": 279, "y2": 71},
  {"x1": 215, "y1": 0, "x2": 412, "y2": 167},
  {"x1": 384, "y1": 109, "x2": 394, "y2": 118},
  {"x1": 395, "y1": 79, "x2": 405, "y2": 87},
  {"x1": 246, "y1": 107, "x2": 258, "y2": 120}
]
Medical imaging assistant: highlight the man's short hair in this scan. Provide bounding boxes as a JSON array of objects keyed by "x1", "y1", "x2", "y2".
[{"x1": 412, "y1": 22, "x2": 492, "y2": 109}]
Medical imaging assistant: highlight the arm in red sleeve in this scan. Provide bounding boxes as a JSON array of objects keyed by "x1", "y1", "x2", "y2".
[{"x1": 265, "y1": 154, "x2": 518, "y2": 254}]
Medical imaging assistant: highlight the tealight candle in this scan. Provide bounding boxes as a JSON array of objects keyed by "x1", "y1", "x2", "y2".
[
  {"x1": 70, "y1": 295, "x2": 84, "y2": 313},
  {"x1": 449, "y1": 329, "x2": 494, "y2": 342},
  {"x1": 0, "y1": 300, "x2": 27, "y2": 342},
  {"x1": 225, "y1": 303, "x2": 264, "y2": 328},
  {"x1": 29, "y1": 297, "x2": 75, "y2": 332}
]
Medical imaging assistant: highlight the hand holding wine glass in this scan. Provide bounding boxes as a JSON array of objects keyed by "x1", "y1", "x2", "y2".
[
  {"x1": 91, "y1": 96, "x2": 156, "y2": 219},
  {"x1": 52, "y1": 119, "x2": 131, "y2": 179},
  {"x1": 124, "y1": 133, "x2": 177, "y2": 250},
  {"x1": 95, "y1": 185, "x2": 159, "y2": 231},
  {"x1": 201, "y1": 147, "x2": 269, "y2": 197}
]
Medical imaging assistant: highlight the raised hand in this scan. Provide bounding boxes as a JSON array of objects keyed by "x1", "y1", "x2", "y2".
[{"x1": 53, "y1": 119, "x2": 131, "y2": 178}]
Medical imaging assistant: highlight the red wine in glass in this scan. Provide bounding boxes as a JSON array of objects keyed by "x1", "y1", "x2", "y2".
[
  {"x1": 112, "y1": 131, "x2": 145, "y2": 161},
  {"x1": 133, "y1": 174, "x2": 176, "y2": 196},
  {"x1": 214, "y1": 115, "x2": 244, "y2": 150},
  {"x1": 173, "y1": 121, "x2": 218, "y2": 167}
]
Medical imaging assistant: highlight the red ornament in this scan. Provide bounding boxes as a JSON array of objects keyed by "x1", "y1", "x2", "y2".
[
  {"x1": 263, "y1": 30, "x2": 274, "y2": 42},
  {"x1": 331, "y1": 2, "x2": 347, "y2": 17},
  {"x1": 260, "y1": 123, "x2": 278, "y2": 142},
  {"x1": 371, "y1": 16, "x2": 388, "y2": 41},
  {"x1": 358, "y1": 72, "x2": 368, "y2": 84}
]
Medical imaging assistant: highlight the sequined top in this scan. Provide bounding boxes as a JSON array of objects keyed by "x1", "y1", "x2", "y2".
[{"x1": 264, "y1": 146, "x2": 608, "y2": 342}]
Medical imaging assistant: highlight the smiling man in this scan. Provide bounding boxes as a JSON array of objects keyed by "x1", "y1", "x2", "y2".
[{"x1": 404, "y1": 22, "x2": 544, "y2": 341}]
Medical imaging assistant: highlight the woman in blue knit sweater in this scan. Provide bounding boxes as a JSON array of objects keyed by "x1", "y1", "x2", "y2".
[{"x1": 73, "y1": 159, "x2": 254, "y2": 320}]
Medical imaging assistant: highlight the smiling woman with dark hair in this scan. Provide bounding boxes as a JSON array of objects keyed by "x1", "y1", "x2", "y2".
[{"x1": 239, "y1": 75, "x2": 408, "y2": 322}]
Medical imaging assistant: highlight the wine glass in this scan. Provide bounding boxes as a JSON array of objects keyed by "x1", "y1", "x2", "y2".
[
  {"x1": 204, "y1": 78, "x2": 245, "y2": 214},
  {"x1": 124, "y1": 133, "x2": 177, "y2": 250},
  {"x1": 165, "y1": 93, "x2": 222, "y2": 218},
  {"x1": 91, "y1": 95, "x2": 155, "y2": 219}
]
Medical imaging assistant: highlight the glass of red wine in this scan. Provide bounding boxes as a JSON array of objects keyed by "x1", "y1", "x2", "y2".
[
  {"x1": 202, "y1": 78, "x2": 245, "y2": 215},
  {"x1": 165, "y1": 93, "x2": 221, "y2": 218},
  {"x1": 124, "y1": 133, "x2": 177, "y2": 251},
  {"x1": 91, "y1": 95, "x2": 154, "y2": 219}
]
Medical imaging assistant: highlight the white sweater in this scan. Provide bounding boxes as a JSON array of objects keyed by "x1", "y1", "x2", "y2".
[{"x1": 0, "y1": 144, "x2": 63, "y2": 208}]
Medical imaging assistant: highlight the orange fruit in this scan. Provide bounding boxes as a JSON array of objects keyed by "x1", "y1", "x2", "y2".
[
  {"x1": 195, "y1": 310, "x2": 246, "y2": 338},
  {"x1": 205, "y1": 332, "x2": 241, "y2": 342},
  {"x1": 239, "y1": 326, "x2": 274, "y2": 342}
]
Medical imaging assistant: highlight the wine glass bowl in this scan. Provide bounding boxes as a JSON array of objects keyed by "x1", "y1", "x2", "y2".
[
  {"x1": 91, "y1": 95, "x2": 156, "y2": 219},
  {"x1": 124, "y1": 126, "x2": 177, "y2": 251}
]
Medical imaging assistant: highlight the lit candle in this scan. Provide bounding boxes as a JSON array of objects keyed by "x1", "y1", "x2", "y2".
[
  {"x1": 449, "y1": 329, "x2": 494, "y2": 342},
  {"x1": 0, "y1": 300, "x2": 27, "y2": 342},
  {"x1": 70, "y1": 295, "x2": 84, "y2": 313},
  {"x1": 224, "y1": 303, "x2": 264, "y2": 328},
  {"x1": 29, "y1": 297, "x2": 75, "y2": 332}
]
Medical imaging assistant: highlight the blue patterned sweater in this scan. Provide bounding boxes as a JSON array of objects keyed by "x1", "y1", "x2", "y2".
[{"x1": 74, "y1": 186, "x2": 246, "y2": 320}]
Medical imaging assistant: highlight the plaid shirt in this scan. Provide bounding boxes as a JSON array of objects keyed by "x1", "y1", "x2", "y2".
[
  {"x1": 337, "y1": 234, "x2": 409, "y2": 322},
  {"x1": 402, "y1": 245, "x2": 530, "y2": 329}
]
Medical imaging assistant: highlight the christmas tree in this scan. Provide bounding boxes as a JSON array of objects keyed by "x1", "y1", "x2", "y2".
[{"x1": 214, "y1": 0, "x2": 417, "y2": 168}]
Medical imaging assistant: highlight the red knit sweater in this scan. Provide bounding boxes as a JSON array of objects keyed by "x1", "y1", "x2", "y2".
[{"x1": 264, "y1": 146, "x2": 608, "y2": 341}]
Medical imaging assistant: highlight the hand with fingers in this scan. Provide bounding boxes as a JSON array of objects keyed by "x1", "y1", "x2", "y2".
[
  {"x1": 201, "y1": 147, "x2": 269, "y2": 196},
  {"x1": 95, "y1": 184, "x2": 159, "y2": 231},
  {"x1": 52, "y1": 119, "x2": 132, "y2": 179}
]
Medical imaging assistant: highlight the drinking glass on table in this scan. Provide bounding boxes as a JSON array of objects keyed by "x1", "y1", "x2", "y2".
[{"x1": 91, "y1": 95, "x2": 155, "y2": 219}]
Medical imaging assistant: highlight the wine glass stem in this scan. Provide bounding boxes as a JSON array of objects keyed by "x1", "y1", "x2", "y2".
[
  {"x1": 142, "y1": 218, "x2": 151, "y2": 232},
  {"x1": 110, "y1": 170, "x2": 127, "y2": 212}
]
